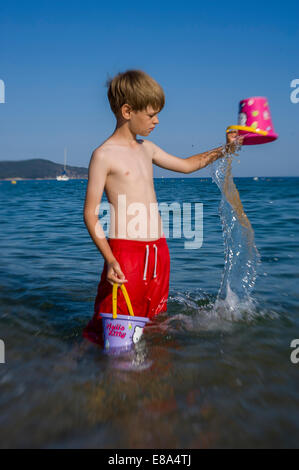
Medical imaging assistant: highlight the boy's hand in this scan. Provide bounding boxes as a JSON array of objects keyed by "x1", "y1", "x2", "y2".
[
  {"x1": 225, "y1": 130, "x2": 244, "y2": 154},
  {"x1": 107, "y1": 260, "x2": 128, "y2": 286}
]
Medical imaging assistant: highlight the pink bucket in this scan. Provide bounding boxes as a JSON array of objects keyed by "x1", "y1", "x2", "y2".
[
  {"x1": 227, "y1": 96, "x2": 278, "y2": 145},
  {"x1": 101, "y1": 283, "x2": 149, "y2": 354}
]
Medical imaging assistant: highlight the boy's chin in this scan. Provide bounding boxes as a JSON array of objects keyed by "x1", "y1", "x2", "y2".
[{"x1": 139, "y1": 130, "x2": 151, "y2": 136}]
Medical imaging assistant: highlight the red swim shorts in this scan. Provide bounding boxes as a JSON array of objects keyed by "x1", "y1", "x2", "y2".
[{"x1": 82, "y1": 235, "x2": 170, "y2": 346}]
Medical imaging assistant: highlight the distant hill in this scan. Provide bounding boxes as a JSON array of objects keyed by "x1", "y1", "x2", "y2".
[{"x1": 0, "y1": 158, "x2": 88, "y2": 179}]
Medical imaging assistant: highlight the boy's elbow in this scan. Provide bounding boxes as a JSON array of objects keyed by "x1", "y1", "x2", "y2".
[
  {"x1": 184, "y1": 158, "x2": 205, "y2": 174},
  {"x1": 83, "y1": 213, "x2": 88, "y2": 227},
  {"x1": 83, "y1": 208, "x2": 88, "y2": 222},
  {"x1": 83, "y1": 210, "x2": 96, "y2": 224},
  {"x1": 183, "y1": 160, "x2": 192, "y2": 174}
]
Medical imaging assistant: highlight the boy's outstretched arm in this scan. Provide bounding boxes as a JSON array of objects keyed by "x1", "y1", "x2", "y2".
[{"x1": 150, "y1": 131, "x2": 242, "y2": 174}]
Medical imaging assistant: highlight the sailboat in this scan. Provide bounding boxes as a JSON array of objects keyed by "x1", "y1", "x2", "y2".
[{"x1": 56, "y1": 147, "x2": 70, "y2": 181}]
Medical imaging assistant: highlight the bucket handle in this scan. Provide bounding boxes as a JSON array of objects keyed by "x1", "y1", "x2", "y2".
[
  {"x1": 226, "y1": 125, "x2": 268, "y2": 136},
  {"x1": 112, "y1": 282, "x2": 135, "y2": 319}
]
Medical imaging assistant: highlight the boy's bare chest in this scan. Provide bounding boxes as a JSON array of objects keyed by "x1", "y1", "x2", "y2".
[{"x1": 107, "y1": 147, "x2": 153, "y2": 184}]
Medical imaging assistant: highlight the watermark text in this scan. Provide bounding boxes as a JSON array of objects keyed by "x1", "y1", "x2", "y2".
[
  {"x1": 290, "y1": 79, "x2": 299, "y2": 104},
  {"x1": 0, "y1": 339, "x2": 5, "y2": 363},
  {"x1": 0, "y1": 79, "x2": 5, "y2": 103},
  {"x1": 290, "y1": 339, "x2": 299, "y2": 364},
  {"x1": 95, "y1": 196, "x2": 203, "y2": 249}
]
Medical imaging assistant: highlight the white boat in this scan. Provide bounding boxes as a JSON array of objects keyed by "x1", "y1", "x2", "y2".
[
  {"x1": 57, "y1": 148, "x2": 70, "y2": 181},
  {"x1": 253, "y1": 177, "x2": 259, "y2": 181}
]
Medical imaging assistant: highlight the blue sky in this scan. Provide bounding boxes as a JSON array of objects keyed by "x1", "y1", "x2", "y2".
[{"x1": 0, "y1": 0, "x2": 298, "y2": 176}]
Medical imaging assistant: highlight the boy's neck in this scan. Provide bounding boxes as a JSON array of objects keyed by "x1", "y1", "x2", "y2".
[{"x1": 110, "y1": 122, "x2": 140, "y2": 147}]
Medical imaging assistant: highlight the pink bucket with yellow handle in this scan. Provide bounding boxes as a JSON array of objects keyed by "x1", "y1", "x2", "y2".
[
  {"x1": 227, "y1": 96, "x2": 278, "y2": 145},
  {"x1": 101, "y1": 283, "x2": 149, "y2": 354}
]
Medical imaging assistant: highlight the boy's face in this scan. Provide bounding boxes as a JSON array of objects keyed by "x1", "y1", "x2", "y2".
[{"x1": 124, "y1": 105, "x2": 160, "y2": 136}]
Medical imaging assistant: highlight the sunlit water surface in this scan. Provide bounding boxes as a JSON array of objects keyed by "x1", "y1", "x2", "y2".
[{"x1": 0, "y1": 177, "x2": 298, "y2": 448}]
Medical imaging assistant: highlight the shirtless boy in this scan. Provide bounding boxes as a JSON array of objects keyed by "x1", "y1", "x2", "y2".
[{"x1": 83, "y1": 70, "x2": 242, "y2": 345}]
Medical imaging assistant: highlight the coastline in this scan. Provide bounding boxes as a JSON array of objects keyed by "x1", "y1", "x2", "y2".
[
  {"x1": 0, "y1": 177, "x2": 88, "y2": 181},
  {"x1": 1, "y1": 176, "x2": 298, "y2": 181}
]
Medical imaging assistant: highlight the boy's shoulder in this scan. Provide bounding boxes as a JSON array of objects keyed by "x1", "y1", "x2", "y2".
[
  {"x1": 92, "y1": 138, "x2": 156, "y2": 157},
  {"x1": 92, "y1": 138, "x2": 115, "y2": 155},
  {"x1": 90, "y1": 139, "x2": 116, "y2": 165},
  {"x1": 140, "y1": 139, "x2": 158, "y2": 157}
]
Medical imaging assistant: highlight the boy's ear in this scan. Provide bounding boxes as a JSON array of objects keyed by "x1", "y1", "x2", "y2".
[{"x1": 121, "y1": 103, "x2": 132, "y2": 120}]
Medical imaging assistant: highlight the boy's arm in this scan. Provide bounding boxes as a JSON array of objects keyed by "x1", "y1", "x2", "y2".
[
  {"x1": 150, "y1": 133, "x2": 239, "y2": 174},
  {"x1": 83, "y1": 149, "x2": 127, "y2": 285},
  {"x1": 83, "y1": 148, "x2": 115, "y2": 263}
]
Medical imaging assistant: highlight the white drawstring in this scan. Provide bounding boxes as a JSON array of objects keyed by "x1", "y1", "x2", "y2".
[
  {"x1": 143, "y1": 245, "x2": 149, "y2": 280},
  {"x1": 153, "y1": 244, "x2": 158, "y2": 278},
  {"x1": 143, "y1": 244, "x2": 158, "y2": 280}
]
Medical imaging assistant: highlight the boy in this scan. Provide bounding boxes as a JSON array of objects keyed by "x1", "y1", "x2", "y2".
[{"x1": 83, "y1": 70, "x2": 241, "y2": 345}]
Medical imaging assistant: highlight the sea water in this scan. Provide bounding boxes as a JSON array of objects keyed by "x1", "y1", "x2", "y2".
[{"x1": 0, "y1": 177, "x2": 299, "y2": 448}]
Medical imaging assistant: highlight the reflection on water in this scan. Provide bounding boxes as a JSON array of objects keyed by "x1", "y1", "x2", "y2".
[{"x1": 106, "y1": 339, "x2": 153, "y2": 371}]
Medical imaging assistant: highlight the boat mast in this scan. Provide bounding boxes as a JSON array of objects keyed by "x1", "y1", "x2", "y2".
[{"x1": 64, "y1": 147, "x2": 67, "y2": 171}]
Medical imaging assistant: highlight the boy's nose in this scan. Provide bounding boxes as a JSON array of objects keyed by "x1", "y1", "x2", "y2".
[{"x1": 153, "y1": 117, "x2": 159, "y2": 125}]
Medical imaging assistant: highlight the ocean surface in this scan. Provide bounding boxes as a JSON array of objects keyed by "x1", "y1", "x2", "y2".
[{"x1": 0, "y1": 176, "x2": 299, "y2": 449}]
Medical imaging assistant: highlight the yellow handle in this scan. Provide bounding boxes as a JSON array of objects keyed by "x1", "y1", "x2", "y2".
[
  {"x1": 226, "y1": 125, "x2": 268, "y2": 136},
  {"x1": 112, "y1": 283, "x2": 134, "y2": 319}
]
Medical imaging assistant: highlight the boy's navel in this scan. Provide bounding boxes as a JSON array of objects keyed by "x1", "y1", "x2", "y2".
[{"x1": 125, "y1": 171, "x2": 130, "y2": 176}]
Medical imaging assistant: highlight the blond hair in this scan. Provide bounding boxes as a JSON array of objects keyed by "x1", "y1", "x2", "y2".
[{"x1": 106, "y1": 70, "x2": 165, "y2": 117}]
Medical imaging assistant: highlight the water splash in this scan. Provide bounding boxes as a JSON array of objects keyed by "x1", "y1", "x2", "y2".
[
  {"x1": 210, "y1": 148, "x2": 261, "y2": 319},
  {"x1": 156, "y1": 147, "x2": 262, "y2": 333}
]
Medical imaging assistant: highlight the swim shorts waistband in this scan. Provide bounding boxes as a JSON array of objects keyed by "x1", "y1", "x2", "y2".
[{"x1": 108, "y1": 234, "x2": 167, "y2": 251}]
